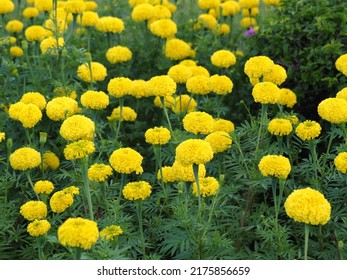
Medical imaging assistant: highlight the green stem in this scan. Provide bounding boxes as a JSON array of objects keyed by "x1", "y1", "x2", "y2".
[
  {"x1": 153, "y1": 145, "x2": 167, "y2": 204},
  {"x1": 304, "y1": 223, "x2": 310, "y2": 260},
  {"x1": 271, "y1": 177, "x2": 278, "y2": 227},
  {"x1": 74, "y1": 247, "x2": 82, "y2": 260},
  {"x1": 115, "y1": 97, "x2": 124, "y2": 141},
  {"x1": 37, "y1": 236, "x2": 45, "y2": 260},
  {"x1": 193, "y1": 164, "x2": 202, "y2": 222},
  {"x1": 255, "y1": 104, "x2": 268, "y2": 158},
  {"x1": 80, "y1": 157, "x2": 94, "y2": 220},
  {"x1": 136, "y1": 201, "x2": 146, "y2": 258},
  {"x1": 160, "y1": 96, "x2": 173, "y2": 134},
  {"x1": 309, "y1": 140, "x2": 320, "y2": 190}
]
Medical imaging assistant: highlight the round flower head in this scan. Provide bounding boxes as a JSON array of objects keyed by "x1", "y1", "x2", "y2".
[
  {"x1": 154, "y1": 95, "x2": 175, "y2": 109},
  {"x1": 122, "y1": 181, "x2": 152, "y2": 201},
  {"x1": 213, "y1": 118, "x2": 235, "y2": 133},
  {"x1": 150, "y1": 5, "x2": 172, "y2": 21},
  {"x1": 211, "y1": 50, "x2": 236, "y2": 68},
  {"x1": 148, "y1": 75, "x2": 177, "y2": 97},
  {"x1": 172, "y1": 94, "x2": 197, "y2": 114},
  {"x1": 58, "y1": 217, "x2": 99, "y2": 250},
  {"x1": 334, "y1": 152, "x2": 347, "y2": 174},
  {"x1": 107, "y1": 106, "x2": 137, "y2": 122},
  {"x1": 197, "y1": 13, "x2": 218, "y2": 30},
  {"x1": 258, "y1": 155, "x2": 291, "y2": 179},
  {"x1": 131, "y1": 3, "x2": 154, "y2": 22},
  {"x1": 81, "y1": 90, "x2": 109, "y2": 110},
  {"x1": 85, "y1": 1, "x2": 98, "y2": 11},
  {"x1": 77, "y1": 61, "x2": 107, "y2": 83},
  {"x1": 106, "y1": 46, "x2": 132, "y2": 64},
  {"x1": 252, "y1": 82, "x2": 280, "y2": 104},
  {"x1": 109, "y1": 147, "x2": 144, "y2": 174},
  {"x1": 149, "y1": 18, "x2": 177, "y2": 38},
  {"x1": 8, "y1": 102, "x2": 25, "y2": 121},
  {"x1": 88, "y1": 163, "x2": 113, "y2": 182},
  {"x1": 64, "y1": 0, "x2": 86, "y2": 14},
  {"x1": 175, "y1": 139, "x2": 214, "y2": 166},
  {"x1": 318, "y1": 97, "x2": 347, "y2": 123},
  {"x1": 20, "y1": 92, "x2": 47, "y2": 110},
  {"x1": 183, "y1": 111, "x2": 215, "y2": 135},
  {"x1": 42, "y1": 151, "x2": 60, "y2": 170},
  {"x1": 20, "y1": 201, "x2": 47, "y2": 221},
  {"x1": 100, "y1": 225, "x2": 124, "y2": 241},
  {"x1": 157, "y1": 166, "x2": 176, "y2": 183},
  {"x1": 335, "y1": 53, "x2": 347, "y2": 76},
  {"x1": 172, "y1": 161, "x2": 206, "y2": 182},
  {"x1": 186, "y1": 75, "x2": 211, "y2": 95},
  {"x1": 130, "y1": 79, "x2": 150, "y2": 98},
  {"x1": 145, "y1": 126, "x2": 171, "y2": 145},
  {"x1": 40, "y1": 37, "x2": 64, "y2": 55},
  {"x1": 10, "y1": 46, "x2": 24, "y2": 58},
  {"x1": 215, "y1": 23, "x2": 230, "y2": 35},
  {"x1": 295, "y1": 120, "x2": 322, "y2": 141},
  {"x1": 192, "y1": 177, "x2": 219, "y2": 197},
  {"x1": 198, "y1": 0, "x2": 220, "y2": 10},
  {"x1": 10, "y1": 147, "x2": 41, "y2": 171},
  {"x1": 34, "y1": 180, "x2": 55, "y2": 195},
  {"x1": 209, "y1": 74, "x2": 233, "y2": 95},
  {"x1": 64, "y1": 140, "x2": 95, "y2": 160},
  {"x1": 165, "y1": 38, "x2": 195, "y2": 60},
  {"x1": 268, "y1": 118, "x2": 293, "y2": 136},
  {"x1": 240, "y1": 17, "x2": 257, "y2": 28},
  {"x1": 168, "y1": 64, "x2": 193, "y2": 84},
  {"x1": 6, "y1": 20, "x2": 24, "y2": 33},
  {"x1": 80, "y1": 11, "x2": 99, "y2": 27},
  {"x1": 18, "y1": 103, "x2": 43, "y2": 128},
  {"x1": 239, "y1": 0, "x2": 259, "y2": 9},
  {"x1": 107, "y1": 77, "x2": 132, "y2": 98},
  {"x1": 0, "y1": 0, "x2": 15, "y2": 14},
  {"x1": 27, "y1": 219, "x2": 51, "y2": 237},
  {"x1": 263, "y1": 0, "x2": 280, "y2": 6},
  {"x1": 0, "y1": 132, "x2": 5, "y2": 143},
  {"x1": 23, "y1": 7, "x2": 39, "y2": 18},
  {"x1": 287, "y1": 115, "x2": 299, "y2": 125},
  {"x1": 263, "y1": 64, "x2": 287, "y2": 86},
  {"x1": 205, "y1": 131, "x2": 232, "y2": 153},
  {"x1": 336, "y1": 87, "x2": 347, "y2": 101},
  {"x1": 221, "y1": 0, "x2": 241, "y2": 16},
  {"x1": 35, "y1": 0, "x2": 53, "y2": 12},
  {"x1": 278, "y1": 88, "x2": 297, "y2": 108},
  {"x1": 284, "y1": 187, "x2": 331, "y2": 225},
  {"x1": 50, "y1": 189, "x2": 76, "y2": 213},
  {"x1": 244, "y1": 55, "x2": 275, "y2": 79},
  {"x1": 60, "y1": 115, "x2": 95, "y2": 141},
  {"x1": 25, "y1": 25, "x2": 51, "y2": 42},
  {"x1": 46, "y1": 96, "x2": 80, "y2": 121},
  {"x1": 96, "y1": 16, "x2": 124, "y2": 33},
  {"x1": 180, "y1": 59, "x2": 197, "y2": 67},
  {"x1": 190, "y1": 65, "x2": 210, "y2": 77}
]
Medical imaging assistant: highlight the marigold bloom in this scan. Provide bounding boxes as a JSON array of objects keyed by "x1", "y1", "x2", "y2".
[
  {"x1": 88, "y1": 163, "x2": 113, "y2": 182},
  {"x1": 215, "y1": 23, "x2": 230, "y2": 35},
  {"x1": 335, "y1": 53, "x2": 347, "y2": 76},
  {"x1": 239, "y1": 0, "x2": 259, "y2": 9},
  {"x1": 336, "y1": 87, "x2": 347, "y2": 101},
  {"x1": 0, "y1": 0, "x2": 15, "y2": 14},
  {"x1": 154, "y1": 95, "x2": 175, "y2": 109},
  {"x1": 190, "y1": 65, "x2": 210, "y2": 77},
  {"x1": 165, "y1": 38, "x2": 195, "y2": 60},
  {"x1": 20, "y1": 92, "x2": 47, "y2": 110},
  {"x1": 150, "y1": 4, "x2": 172, "y2": 20},
  {"x1": 106, "y1": 46, "x2": 132, "y2": 64},
  {"x1": 198, "y1": 0, "x2": 220, "y2": 10},
  {"x1": 172, "y1": 94, "x2": 197, "y2": 114},
  {"x1": 122, "y1": 181, "x2": 152, "y2": 201},
  {"x1": 80, "y1": 11, "x2": 99, "y2": 26},
  {"x1": 50, "y1": 189, "x2": 76, "y2": 213},
  {"x1": 8, "y1": 102, "x2": 24, "y2": 120},
  {"x1": 10, "y1": 147, "x2": 41, "y2": 171},
  {"x1": 172, "y1": 161, "x2": 206, "y2": 182},
  {"x1": 258, "y1": 155, "x2": 291, "y2": 179},
  {"x1": 130, "y1": 80, "x2": 150, "y2": 98},
  {"x1": 197, "y1": 14, "x2": 218, "y2": 30},
  {"x1": 60, "y1": 115, "x2": 95, "y2": 141},
  {"x1": 149, "y1": 19, "x2": 177, "y2": 38},
  {"x1": 81, "y1": 90, "x2": 109, "y2": 110},
  {"x1": 205, "y1": 131, "x2": 232, "y2": 153},
  {"x1": 34, "y1": 180, "x2": 54, "y2": 195},
  {"x1": 157, "y1": 166, "x2": 176, "y2": 183},
  {"x1": 20, "y1": 201, "x2": 47, "y2": 221},
  {"x1": 0, "y1": 132, "x2": 5, "y2": 143},
  {"x1": 317, "y1": 97, "x2": 347, "y2": 123},
  {"x1": 40, "y1": 36, "x2": 64, "y2": 55},
  {"x1": 85, "y1": 1, "x2": 98, "y2": 11},
  {"x1": 167, "y1": 64, "x2": 193, "y2": 84},
  {"x1": 18, "y1": 103, "x2": 42, "y2": 128},
  {"x1": 148, "y1": 75, "x2": 177, "y2": 97},
  {"x1": 213, "y1": 118, "x2": 235, "y2": 132},
  {"x1": 42, "y1": 151, "x2": 60, "y2": 170},
  {"x1": 263, "y1": 0, "x2": 280, "y2": 6},
  {"x1": 252, "y1": 82, "x2": 280, "y2": 104},
  {"x1": 10, "y1": 46, "x2": 23, "y2": 58},
  {"x1": 242, "y1": 7, "x2": 259, "y2": 17},
  {"x1": 46, "y1": 96, "x2": 79, "y2": 121},
  {"x1": 23, "y1": 7, "x2": 39, "y2": 18},
  {"x1": 131, "y1": 3, "x2": 154, "y2": 22},
  {"x1": 211, "y1": 50, "x2": 236, "y2": 68},
  {"x1": 240, "y1": 17, "x2": 257, "y2": 28},
  {"x1": 58, "y1": 217, "x2": 99, "y2": 250},
  {"x1": 64, "y1": 140, "x2": 95, "y2": 160},
  {"x1": 221, "y1": 0, "x2": 241, "y2": 16},
  {"x1": 244, "y1": 55, "x2": 275, "y2": 79},
  {"x1": 64, "y1": 0, "x2": 86, "y2": 14},
  {"x1": 284, "y1": 187, "x2": 331, "y2": 225},
  {"x1": 180, "y1": 59, "x2": 197, "y2": 67},
  {"x1": 25, "y1": 25, "x2": 50, "y2": 42},
  {"x1": 6, "y1": 20, "x2": 24, "y2": 33},
  {"x1": 209, "y1": 74, "x2": 233, "y2": 95},
  {"x1": 107, "y1": 106, "x2": 137, "y2": 122},
  {"x1": 295, "y1": 120, "x2": 322, "y2": 141},
  {"x1": 35, "y1": 0, "x2": 53, "y2": 12},
  {"x1": 278, "y1": 88, "x2": 297, "y2": 108},
  {"x1": 145, "y1": 126, "x2": 171, "y2": 145},
  {"x1": 268, "y1": 118, "x2": 293, "y2": 136},
  {"x1": 192, "y1": 177, "x2": 219, "y2": 197},
  {"x1": 107, "y1": 77, "x2": 132, "y2": 98},
  {"x1": 334, "y1": 152, "x2": 347, "y2": 174},
  {"x1": 175, "y1": 139, "x2": 214, "y2": 166},
  {"x1": 27, "y1": 219, "x2": 51, "y2": 237},
  {"x1": 183, "y1": 111, "x2": 215, "y2": 135},
  {"x1": 77, "y1": 62, "x2": 107, "y2": 83},
  {"x1": 186, "y1": 75, "x2": 211, "y2": 95},
  {"x1": 100, "y1": 225, "x2": 124, "y2": 240},
  {"x1": 109, "y1": 147, "x2": 144, "y2": 174},
  {"x1": 263, "y1": 64, "x2": 287, "y2": 85},
  {"x1": 96, "y1": 16, "x2": 124, "y2": 33}
]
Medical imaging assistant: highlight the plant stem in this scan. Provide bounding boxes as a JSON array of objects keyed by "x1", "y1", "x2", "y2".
[
  {"x1": 80, "y1": 157, "x2": 94, "y2": 220},
  {"x1": 153, "y1": 145, "x2": 167, "y2": 204},
  {"x1": 74, "y1": 247, "x2": 82, "y2": 260},
  {"x1": 304, "y1": 223, "x2": 310, "y2": 260},
  {"x1": 115, "y1": 97, "x2": 124, "y2": 141},
  {"x1": 255, "y1": 104, "x2": 268, "y2": 158},
  {"x1": 192, "y1": 164, "x2": 202, "y2": 222},
  {"x1": 160, "y1": 96, "x2": 173, "y2": 134},
  {"x1": 136, "y1": 201, "x2": 146, "y2": 258}
]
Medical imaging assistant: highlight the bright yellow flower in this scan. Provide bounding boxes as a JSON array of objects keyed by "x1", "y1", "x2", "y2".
[
  {"x1": 318, "y1": 97, "x2": 347, "y2": 123},
  {"x1": 0, "y1": 132, "x2": 5, "y2": 143},
  {"x1": 258, "y1": 155, "x2": 291, "y2": 179},
  {"x1": 77, "y1": 62, "x2": 107, "y2": 83},
  {"x1": 334, "y1": 152, "x2": 347, "y2": 174},
  {"x1": 80, "y1": 90, "x2": 109, "y2": 110},
  {"x1": 295, "y1": 120, "x2": 322, "y2": 141},
  {"x1": 100, "y1": 225, "x2": 124, "y2": 240},
  {"x1": 164, "y1": 38, "x2": 195, "y2": 60},
  {"x1": 6, "y1": 20, "x2": 24, "y2": 33},
  {"x1": 198, "y1": 0, "x2": 220, "y2": 10},
  {"x1": 172, "y1": 94, "x2": 197, "y2": 114},
  {"x1": 213, "y1": 118, "x2": 235, "y2": 132},
  {"x1": 33, "y1": 180, "x2": 55, "y2": 195},
  {"x1": 42, "y1": 151, "x2": 60, "y2": 170},
  {"x1": 0, "y1": 0, "x2": 15, "y2": 14},
  {"x1": 172, "y1": 161, "x2": 206, "y2": 182},
  {"x1": 20, "y1": 92, "x2": 47, "y2": 110},
  {"x1": 60, "y1": 115, "x2": 95, "y2": 141},
  {"x1": 335, "y1": 53, "x2": 347, "y2": 76},
  {"x1": 221, "y1": 0, "x2": 241, "y2": 16},
  {"x1": 192, "y1": 176, "x2": 219, "y2": 197},
  {"x1": 107, "y1": 77, "x2": 132, "y2": 98},
  {"x1": 157, "y1": 166, "x2": 176, "y2": 183},
  {"x1": 209, "y1": 74, "x2": 233, "y2": 95},
  {"x1": 336, "y1": 87, "x2": 347, "y2": 101},
  {"x1": 263, "y1": 64, "x2": 287, "y2": 85},
  {"x1": 50, "y1": 191, "x2": 73, "y2": 213},
  {"x1": 131, "y1": 3, "x2": 154, "y2": 22},
  {"x1": 107, "y1": 106, "x2": 137, "y2": 122},
  {"x1": 183, "y1": 111, "x2": 215, "y2": 135},
  {"x1": 23, "y1": 7, "x2": 39, "y2": 18},
  {"x1": 148, "y1": 75, "x2": 177, "y2": 97},
  {"x1": 130, "y1": 80, "x2": 150, "y2": 98},
  {"x1": 175, "y1": 139, "x2": 214, "y2": 166},
  {"x1": 278, "y1": 88, "x2": 297, "y2": 108},
  {"x1": 106, "y1": 46, "x2": 132, "y2": 64},
  {"x1": 244, "y1": 55, "x2": 275, "y2": 79},
  {"x1": 109, "y1": 147, "x2": 144, "y2": 174},
  {"x1": 197, "y1": 13, "x2": 218, "y2": 30},
  {"x1": 239, "y1": 0, "x2": 259, "y2": 9},
  {"x1": 149, "y1": 18, "x2": 177, "y2": 38},
  {"x1": 64, "y1": 140, "x2": 95, "y2": 160},
  {"x1": 252, "y1": 82, "x2": 280, "y2": 104},
  {"x1": 88, "y1": 163, "x2": 113, "y2": 182},
  {"x1": 211, "y1": 50, "x2": 236, "y2": 68},
  {"x1": 40, "y1": 36, "x2": 64, "y2": 55},
  {"x1": 186, "y1": 75, "x2": 211, "y2": 95},
  {"x1": 35, "y1": 0, "x2": 53, "y2": 12},
  {"x1": 122, "y1": 181, "x2": 152, "y2": 201},
  {"x1": 64, "y1": 0, "x2": 86, "y2": 14},
  {"x1": 25, "y1": 25, "x2": 51, "y2": 42},
  {"x1": 27, "y1": 219, "x2": 51, "y2": 237},
  {"x1": 167, "y1": 64, "x2": 192, "y2": 84},
  {"x1": 205, "y1": 131, "x2": 232, "y2": 153},
  {"x1": 20, "y1": 201, "x2": 47, "y2": 221},
  {"x1": 80, "y1": 11, "x2": 99, "y2": 26},
  {"x1": 10, "y1": 46, "x2": 24, "y2": 58},
  {"x1": 96, "y1": 16, "x2": 124, "y2": 33},
  {"x1": 268, "y1": 118, "x2": 293, "y2": 136},
  {"x1": 10, "y1": 147, "x2": 41, "y2": 171},
  {"x1": 145, "y1": 126, "x2": 171, "y2": 145}
]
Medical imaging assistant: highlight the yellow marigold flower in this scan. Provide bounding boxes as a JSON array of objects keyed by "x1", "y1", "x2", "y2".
[
  {"x1": 100, "y1": 225, "x2": 123, "y2": 240},
  {"x1": 190, "y1": 65, "x2": 210, "y2": 77},
  {"x1": 0, "y1": 0, "x2": 15, "y2": 14},
  {"x1": 258, "y1": 154, "x2": 291, "y2": 179},
  {"x1": 130, "y1": 79, "x2": 149, "y2": 98},
  {"x1": 213, "y1": 118, "x2": 235, "y2": 132},
  {"x1": 44, "y1": 18, "x2": 68, "y2": 33},
  {"x1": 263, "y1": 0, "x2": 280, "y2": 6},
  {"x1": 295, "y1": 120, "x2": 322, "y2": 141},
  {"x1": 336, "y1": 87, "x2": 347, "y2": 101},
  {"x1": 192, "y1": 176, "x2": 219, "y2": 197},
  {"x1": 183, "y1": 111, "x2": 215, "y2": 135},
  {"x1": 109, "y1": 147, "x2": 144, "y2": 174},
  {"x1": 318, "y1": 97, "x2": 347, "y2": 123},
  {"x1": 172, "y1": 94, "x2": 197, "y2": 114},
  {"x1": 209, "y1": 74, "x2": 233, "y2": 95},
  {"x1": 131, "y1": 3, "x2": 154, "y2": 22},
  {"x1": 60, "y1": 115, "x2": 95, "y2": 141},
  {"x1": 107, "y1": 106, "x2": 137, "y2": 122},
  {"x1": 198, "y1": 14, "x2": 218, "y2": 30},
  {"x1": 244, "y1": 55, "x2": 275, "y2": 79},
  {"x1": 35, "y1": 0, "x2": 53, "y2": 12},
  {"x1": 205, "y1": 131, "x2": 232, "y2": 153},
  {"x1": 8, "y1": 102, "x2": 25, "y2": 120},
  {"x1": 58, "y1": 217, "x2": 99, "y2": 250},
  {"x1": 240, "y1": 17, "x2": 257, "y2": 28},
  {"x1": 268, "y1": 118, "x2": 293, "y2": 136},
  {"x1": 287, "y1": 115, "x2": 299, "y2": 125},
  {"x1": 198, "y1": 0, "x2": 220, "y2": 10},
  {"x1": 20, "y1": 201, "x2": 47, "y2": 221},
  {"x1": 252, "y1": 81, "x2": 280, "y2": 104},
  {"x1": 176, "y1": 139, "x2": 214, "y2": 165},
  {"x1": 148, "y1": 75, "x2": 177, "y2": 97},
  {"x1": 46, "y1": 96, "x2": 79, "y2": 121},
  {"x1": 65, "y1": 186, "x2": 80, "y2": 196},
  {"x1": 186, "y1": 75, "x2": 211, "y2": 95},
  {"x1": 107, "y1": 77, "x2": 132, "y2": 98},
  {"x1": 149, "y1": 18, "x2": 177, "y2": 38},
  {"x1": 17, "y1": 103, "x2": 42, "y2": 128},
  {"x1": 64, "y1": 140, "x2": 95, "y2": 160},
  {"x1": 122, "y1": 181, "x2": 152, "y2": 201},
  {"x1": 64, "y1": 0, "x2": 86, "y2": 14},
  {"x1": 242, "y1": 7, "x2": 259, "y2": 17},
  {"x1": 284, "y1": 187, "x2": 331, "y2": 225},
  {"x1": 278, "y1": 88, "x2": 297, "y2": 108},
  {"x1": 42, "y1": 151, "x2": 60, "y2": 170},
  {"x1": 157, "y1": 166, "x2": 176, "y2": 183},
  {"x1": 80, "y1": 11, "x2": 99, "y2": 27},
  {"x1": 172, "y1": 161, "x2": 206, "y2": 182},
  {"x1": 145, "y1": 126, "x2": 171, "y2": 145},
  {"x1": 50, "y1": 186, "x2": 79, "y2": 213},
  {"x1": 0, "y1": 132, "x2": 5, "y2": 143},
  {"x1": 154, "y1": 95, "x2": 175, "y2": 109},
  {"x1": 215, "y1": 23, "x2": 230, "y2": 35},
  {"x1": 40, "y1": 36, "x2": 64, "y2": 55},
  {"x1": 10, "y1": 46, "x2": 24, "y2": 58},
  {"x1": 27, "y1": 219, "x2": 51, "y2": 237},
  {"x1": 334, "y1": 152, "x2": 347, "y2": 174},
  {"x1": 20, "y1": 92, "x2": 47, "y2": 110},
  {"x1": 239, "y1": 0, "x2": 259, "y2": 9},
  {"x1": 221, "y1": 0, "x2": 241, "y2": 16},
  {"x1": 180, "y1": 59, "x2": 197, "y2": 67},
  {"x1": 81, "y1": 90, "x2": 109, "y2": 110},
  {"x1": 335, "y1": 53, "x2": 347, "y2": 76},
  {"x1": 85, "y1": 1, "x2": 98, "y2": 11},
  {"x1": 10, "y1": 147, "x2": 41, "y2": 171},
  {"x1": 165, "y1": 38, "x2": 195, "y2": 60},
  {"x1": 263, "y1": 64, "x2": 287, "y2": 85},
  {"x1": 77, "y1": 61, "x2": 107, "y2": 83},
  {"x1": 106, "y1": 46, "x2": 132, "y2": 64},
  {"x1": 96, "y1": 16, "x2": 125, "y2": 33},
  {"x1": 34, "y1": 180, "x2": 54, "y2": 195},
  {"x1": 6, "y1": 20, "x2": 24, "y2": 33},
  {"x1": 25, "y1": 25, "x2": 50, "y2": 42},
  {"x1": 88, "y1": 163, "x2": 113, "y2": 182},
  {"x1": 150, "y1": 4, "x2": 172, "y2": 20},
  {"x1": 211, "y1": 50, "x2": 236, "y2": 68},
  {"x1": 23, "y1": 7, "x2": 39, "y2": 18}
]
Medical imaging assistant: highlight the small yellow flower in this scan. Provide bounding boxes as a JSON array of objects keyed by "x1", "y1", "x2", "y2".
[
  {"x1": 334, "y1": 152, "x2": 347, "y2": 174},
  {"x1": 122, "y1": 181, "x2": 152, "y2": 201},
  {"x1": 172, "y1": 161, "x2": 206, "y2": 182},
  {"x1": 157, "y1": 166, "x2": 176, "y2": 183},
  {"x1": 106, "y1": 46, "x2": 132, "y2": 64},
  {"x1": 318, "y1": 97, "x2": 347, "y2": 124},
  {"x1": 205, "y1": 131, "x2": 232, "y2": 153},
  {"x1": 252, "y1": 82, "x2": 280, "y2": 104},
  {"x1": 186, "y1": 75, "x2": 211, "y2": 95},
  {"x1": 145, "y1": 126, "x2": 171, "y2": 145},
  {"x1": 100, "y1": 225, "x2": 124, "y2": 241},
  {"x1": 192, "y1": 177, "x2": 219, "y2": 197},
  {"x1": 107, "y1": 106, "x2": 137, "y2": 122},
  {"x1": 80, "y1": 90, "x2": 109, "y2": 110},
  {"x1": 9, "y1": 147, "x2": 41, "y2": 171},
  {"x1": 183, "y1": 111, "x2": 215, "y2": 135},
  {"x1": 60, "y1": 115, "x2": 95, "y2": 141},
  {"x1": 33, "y1": 180, "x2": 55, "y2": 195},
  {"x1": 42, "y1": 151, "x2": 60, "y2": 170},
  {"x1": 77, "y1": 61, "x2": 107, "y2": 83},
  {"x1": 258, "y1": 155, "x2": 291, "y2": 179},
  {"x1": 295, "y1": 120, "x2": 322, "y2": 141},
  {"x1": 20, "y1": 201, "x2": 47, "y2": 221},
  {"x1": 175, "y1": 139, "x2": 214, "y2": 166},
  {"x1": 211, "y1": 50, "x2": 236, "y2": 68},
  {"x1": 88, "y1": 163, "x2": 113, "y2": 182},
  {"x1": 109, "y1": 147, "x2": 144, "y2": 174},
  {"x1": 64, "y1": 140, "x2": 95, "y2": 160},
  {"x1": 268, "y1": 118, "x2": 293, "y2": 136},
  {"x1": 27, "y1": 219, "x2": 51, "y2": 237}
]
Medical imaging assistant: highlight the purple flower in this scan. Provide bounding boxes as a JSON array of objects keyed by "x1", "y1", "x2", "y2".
[{"x1": 245, "y1": 27, "x2": 257, "y2": 37}]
